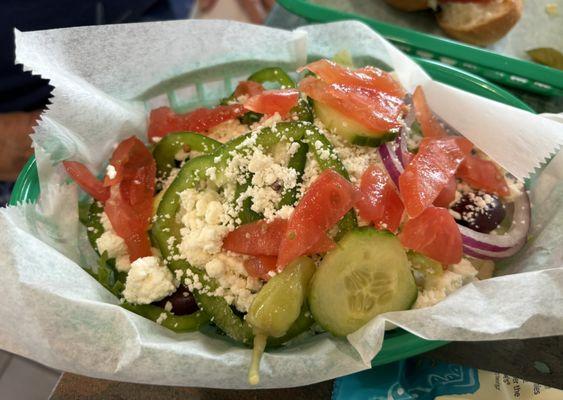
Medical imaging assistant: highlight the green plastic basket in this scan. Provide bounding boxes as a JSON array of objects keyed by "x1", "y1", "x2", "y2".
[
  {"x1": 278, "y1": 0, "x2": 563, "y2": 97},
  {"x1": 9, "y1": 57, "x2": 533, "y2": 367}
]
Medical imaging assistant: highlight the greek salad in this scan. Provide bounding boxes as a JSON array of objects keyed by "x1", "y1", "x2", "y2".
[{"x1": 63, "y1": 57, "x2": 530, "y2": 384}]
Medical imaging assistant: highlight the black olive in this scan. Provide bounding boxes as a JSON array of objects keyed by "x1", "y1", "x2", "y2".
[
  {"x1": 155, "y1": 285, "x2": 198, "y2": 315},
  {"x1": 451, "y1": 191, "x2": 506, "y2": 233}
]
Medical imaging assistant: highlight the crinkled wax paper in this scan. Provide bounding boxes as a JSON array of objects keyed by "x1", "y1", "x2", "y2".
[{"x1": 0, "y1": 20, "x2": 561, "y2": 388}]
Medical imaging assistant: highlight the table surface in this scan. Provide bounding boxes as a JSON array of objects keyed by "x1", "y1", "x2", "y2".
[
  {"x1": 50, "y1": 5, "x2": 563, "y2": 399},
  {"x1": 49, "y1": 336, "x2": 562, "y2": 399}
]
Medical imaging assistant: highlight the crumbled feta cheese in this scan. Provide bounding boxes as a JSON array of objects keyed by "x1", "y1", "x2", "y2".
[
  {"x1": 174, "y1": 148, "x2": 190, "y2": 161},
  {"x1": 248, "y1": 151, "x2": 297, "y2": 188},
  {"x1": 505, "y1": 176, "x2": 524, "y2": 201},
  {"x1": 201, "y1": 253, "x2": 262, "y2": 313},
  {"x1": 96, "y1": 212, "x2": 132, "y2": 271},
  {"x1": 204, "y1": 257, "x2": 224, "y2": 278},
  {"x1": 224, "y1": 145, "x2": 299, "y2": 222},
  {"x1": 300, "y1": 151, "x2": 321, "y2": 195},
  {"x1": 123, "y1": 256, "x2": 176, "y2": 304},
  {"x1": 448, "y1": 258, "x2": 478, "y2": 284},
  {"x1": 252, "y1": 112, "x2": 282, "y2": 129},
  {"x1": 156, "y1": 312, "x2": 168, "y2": 325},
  {"x1": 413, "y1": 270, "x2": 463, "y2": 309},
  {"x1": 271, "y1": 141, "x2": 297, "y2": 165},
  {"x1": 205, "y1": 166, "x2": 217, "y2": 181},
  {"x1": 474, "y1": 259, "x2": 495, "y2": 280},
  {"x1": 178, "y1": 188, "x2": 230, "y2": 267},
  {"x1": 164, "y1": 301, "x2": 173, "y2": 312},
  {"x1": 321, "y1": 128, "x2": 382, "y2": 184},
  {"x1": 208, "y1": 119, "x2": 248, "y2": 143},
  {"x1": 105, "y1": 164, "x2": 117, "y2": 180},
  {"x1": 96, "y1": 230, "x2": 127, "y2": 260},
  {"x1": 276, "y1": 205, "x2": 294, "y2": 220},
  {"x1": 99, "y1": 211, "x2": 113, "y2": 232},
  {"x1": 115, "y1": 254, "x2": 132, "y2": 272}
]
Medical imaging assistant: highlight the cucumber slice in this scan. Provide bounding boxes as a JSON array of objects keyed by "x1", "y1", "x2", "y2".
[
  {"x1": 309, "y1": 228, "x2": 417, "y2": 336},
  {"x1": 313, "y1": 101, "x2": 397, "y2": 147}
]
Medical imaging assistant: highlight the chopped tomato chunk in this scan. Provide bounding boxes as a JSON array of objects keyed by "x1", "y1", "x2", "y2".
[
  {"x1": 434, "y1": 176, "x2": 457, "y2": 207},
  {"x1": 223, "y1": 218, "x2": 336, "y2": 258},
  {"x1": 148, "y1": 104, "x2": 245, "y2": 141},
  {"x1": 63, "y1": 161, "x2": 109, "y2": 202},
  {"x1": 234, "y1": 81, "x2": 264, "y2": 98},
  {"x1": 412, "y1": 86, "x2": 449, "y2": 138},
  {"x1": 457, "y1": 155, "x2": 510, "y2": 197},
  {"x1": 308, "y1": 233, "x2": 336, "y2": 254},
  {"x1": 298, "y1": 59, "x2": 405, "y2": 98},
  {"x1": 277, "y1": 169, "x2": 358, "y2": 268},
  {"x1": 223, "y1": 219, "x2": 287, "y2": 256},
  {"x1": 99, "y1": 136, "x2": 156, "y2": 261},
  {"x1": 399, "y1": 136, "x2": 473, "y2": 218},
  {"x1": 104, "y1": 136, "x2": 154, "y2": 187},
  {"x1": 104, "y1": 186, "x2": 153, "y2": 260},
  {"x1": 244, "y1": 89, "x2": 300, "y2": 117},
  {"x1": 355, "y1": 165, "x2": 404, "y2": 233},
  {"x1": 299, "y1": 76, "x2": 404, "y2": 133},
  {"x1": 244, "y1": 255, "x2": 277, "y2": 281},
  {"x1": 399, "y1": 206, "x2": 462, "y2": 265}
]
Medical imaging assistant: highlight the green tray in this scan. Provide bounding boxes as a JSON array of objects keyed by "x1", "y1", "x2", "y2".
[
  {"x1": 9, "y1": 57, "x2": 533, "y2": 367},
  {"x1": 278, "y1": 0, "x2": 563, "y2": 97}
]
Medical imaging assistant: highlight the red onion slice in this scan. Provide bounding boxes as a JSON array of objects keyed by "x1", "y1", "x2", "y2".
[{"x1": 378, "y1": 142, "x2": 403, "y2": 187}]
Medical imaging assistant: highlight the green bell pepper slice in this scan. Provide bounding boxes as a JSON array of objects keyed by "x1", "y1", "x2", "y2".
[
  {"x1": 85, "y1": 200, "x2": 104, "y2": 251},
  {"x1": 279, "y1": 140, "x2": 308, "y2": 208},
  {"x1": 234, "y1": 179, "x2": 263, "y2": 225},
  {"x1": 122, "y1": 302, "x2": 210, "y2": 333},
  {"x1": 247, "y1": 67, "x2": 296, "y2": 89},
  {"x1": 152, "y1": 132, "x2": 221, "y2": 179}
]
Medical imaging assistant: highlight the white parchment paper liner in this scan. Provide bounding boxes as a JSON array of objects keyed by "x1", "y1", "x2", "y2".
[{"x1": 0, "y1": 20, "x2": 562, "y2": 388}]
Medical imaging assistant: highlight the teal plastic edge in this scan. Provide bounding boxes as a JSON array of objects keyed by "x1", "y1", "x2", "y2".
[
  {"x1": 9, "y1": 58, "x2": 534, "y2": 367},
  {"x1": 277, "y1": 0, "x2": 563, "y2": 97}
]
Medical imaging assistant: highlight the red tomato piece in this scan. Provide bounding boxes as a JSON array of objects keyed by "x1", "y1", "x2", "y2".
[
  {"x1": 457, "y1": 155, "x2": 510, "y2": 197},
  {"x1": 103, "y1": 136, "x2": 156, "y2": 261},
  {"x1": 234, "y1": 81, "x2": 264, "y2": 98},
  {"x1": 298, "y1": 59, "x2": 405, "y2": 98},
  {"x1": 299, "y1": 76, "x2": 404, "y2": 133},
  {"x1": 399, "y1": 136, "x2": 473, "y2": 218},
  {"x1": 355, "y1": 165, "x2": 404, "y2": 233},
  {"x1": 223, "y1": 218, "x2": 336, "y2": 257},
  {"x1": 104, "y1": 136, "x2": 154, "y2": 186},
  {"x1": 412, "y1": 86, "x2": 449, "y2": 138},
  {"x1": 399, "y1": 206, "x2": 462, "y2": 265},
  {"x1": 244, "y1": 89, "x2": 300, "y2": 118},
  {"x1": 104, "y1": 187, "x2": 153, "y2": 260},
  {"x1": 147, "y1": 104, "x2": 245, "y2": 141},
  {"x1": 307, "y1": 233, "x2": 336, "y2": 255},
  {"x1": 223, "y1": 219, "x2": 287, "y2": 256},
  {"x1": 63, "y1": 161, "x2": 110, "y2": 202},
  {"x1": 434, "y1": 176, "x2": 457, "y2": 207},
  {"x1": 277, "y1": 169, "x2": 358, "y2": 268},
  {"x1": 244, "y1": 255, "x2": 277, "y2": 281}
]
